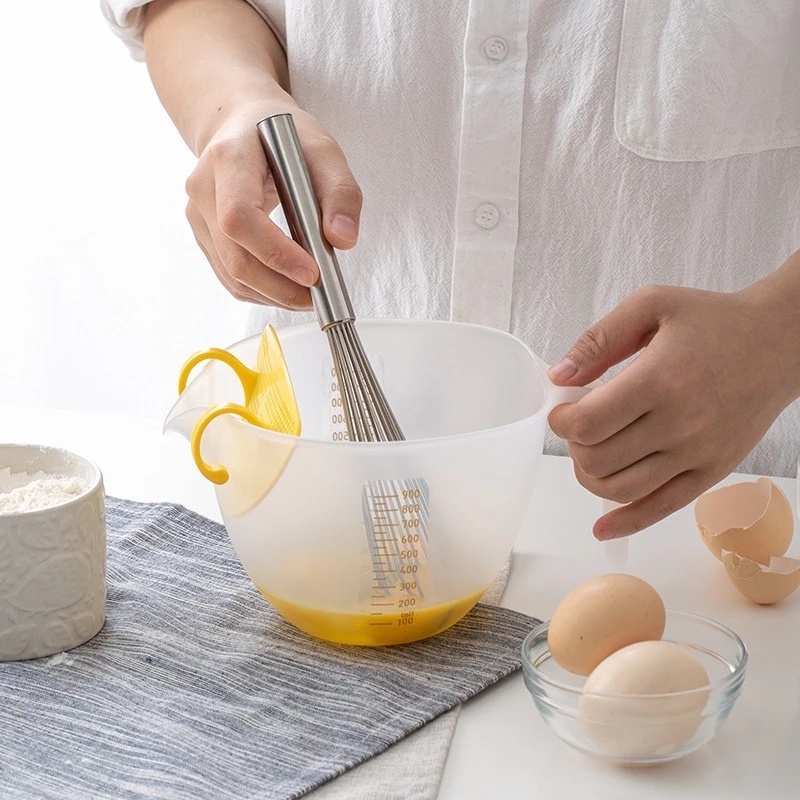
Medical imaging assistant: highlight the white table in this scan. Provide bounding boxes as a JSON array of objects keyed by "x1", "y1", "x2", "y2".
[{"x1": 2, "y1": 404, "x2": 798, "y2": 799}]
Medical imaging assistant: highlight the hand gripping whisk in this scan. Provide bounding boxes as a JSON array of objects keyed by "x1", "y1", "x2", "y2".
[{"x1": 256, "y1": 113, "x2": 404, "y2": 444}]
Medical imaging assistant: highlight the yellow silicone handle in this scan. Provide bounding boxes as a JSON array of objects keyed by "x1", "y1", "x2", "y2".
[
  {"x1": 178, "y1": 348, "x2": 259, "y2": 401},
  {"x1": 190, "y1": 403, "x2": 265, "y2": 484}
]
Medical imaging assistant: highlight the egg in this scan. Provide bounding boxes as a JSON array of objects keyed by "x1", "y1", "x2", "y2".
[
  {"x1": 578, "y1": 641, "x2": 710, "y2": 759},
  {"x1": 721, "y1": 551, "x2": 800, "y2": 605},
  {"x1": 547, "y1": 574, "x2": 666, "y2": 676},
  {"x1": 694, "y1": 478, "x2": 794, "y2": 566}
]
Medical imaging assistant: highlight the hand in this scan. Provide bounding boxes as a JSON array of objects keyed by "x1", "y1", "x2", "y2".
[
  {"x1": 547, "y1": 280, "x2": 800, "y2": 540},
  {"x1": 185, "y1": 101, "x2": 363, "y2": 309}
]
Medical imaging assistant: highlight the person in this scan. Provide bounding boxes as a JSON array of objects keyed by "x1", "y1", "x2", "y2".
[{"x1": 102, "y1": 0, "x2": 800, "y2": 539}]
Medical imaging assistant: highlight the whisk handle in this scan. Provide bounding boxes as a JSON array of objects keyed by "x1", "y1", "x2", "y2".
[{"x1": 257, "y1": 113, "x2": 355, "y2": 329}]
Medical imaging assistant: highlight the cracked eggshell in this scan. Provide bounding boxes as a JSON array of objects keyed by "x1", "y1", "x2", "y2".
[
  {"x1": 721, "y1": 551, "x2": 800, "y2": 605},
  {"x1": 694, "y1": 478, "x2": 794, "y2": 566}
]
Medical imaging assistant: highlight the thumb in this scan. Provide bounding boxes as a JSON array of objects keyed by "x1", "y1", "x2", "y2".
[
  {"x1": 548, "y1": 289, "x2": 663, "y2": 385},
  {"x1": 300, "y1": 121, "x2": 363, "y2": 250}
]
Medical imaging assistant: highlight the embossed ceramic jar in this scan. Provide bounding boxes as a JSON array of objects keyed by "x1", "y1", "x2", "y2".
[{"x1": 0, "y1": 444, "x2": 106, "y2": 661}]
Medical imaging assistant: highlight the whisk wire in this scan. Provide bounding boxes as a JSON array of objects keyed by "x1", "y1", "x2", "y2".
[
  {"x1": 328, "y1": 321, "x2": 403, "y2": 443},
  {"x1": 345, "y1": 322, "x2": 405, "y2": 441}
]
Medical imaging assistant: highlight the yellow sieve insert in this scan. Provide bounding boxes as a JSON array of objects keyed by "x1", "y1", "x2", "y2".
[{"x1": 177, "y1": 325, "x2": 301, "y2": 486}]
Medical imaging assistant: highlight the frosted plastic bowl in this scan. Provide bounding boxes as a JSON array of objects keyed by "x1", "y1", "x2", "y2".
[
  {"x1": 521, "y1": 610, "x2": 747, "y2": 765},
  {"x1": 165, "y1": 320, "x2": 589, "y2": 646}
]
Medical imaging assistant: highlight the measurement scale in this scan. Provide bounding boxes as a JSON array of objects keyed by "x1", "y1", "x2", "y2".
[
  {"x1": 325, "y1": 358, "x2": 432, "y2": 632},
  {"x1": 362, "y1": 477, "x2": 430, "y2": 630}
]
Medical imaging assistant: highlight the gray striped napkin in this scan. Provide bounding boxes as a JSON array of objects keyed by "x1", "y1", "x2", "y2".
[{"x1": 0, "y1": 498, "x2": 537, "y2": 800}]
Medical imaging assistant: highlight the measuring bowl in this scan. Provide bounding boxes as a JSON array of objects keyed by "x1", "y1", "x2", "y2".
[{"x1": 164, "y1": 319, "x2": 587, "y2": 646}]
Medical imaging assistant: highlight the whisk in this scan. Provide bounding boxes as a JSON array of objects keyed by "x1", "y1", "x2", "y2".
[
  {"x1": 257, "y1": 113, "x2": 404, "y2": 443},
  {"x1": 258, "y1": 114, "x2": 430, "y2": 598}
]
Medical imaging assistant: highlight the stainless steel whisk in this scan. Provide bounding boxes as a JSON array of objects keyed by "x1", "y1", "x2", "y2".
[
  {"x1": 259, "y1": 114, "x2": 430, "y2": 598},
  {"x1": 256, "y1": 113, "x2": 404, "y2": 443}
]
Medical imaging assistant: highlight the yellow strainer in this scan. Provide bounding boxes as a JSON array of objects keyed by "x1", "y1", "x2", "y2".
[{"x1": 177, "y1": 326, "x2": 301, "y2": 496}]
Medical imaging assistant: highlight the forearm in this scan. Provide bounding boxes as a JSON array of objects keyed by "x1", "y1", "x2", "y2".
[{"x1": 142, "y1": 0, "x2": 292, "y2": 154}]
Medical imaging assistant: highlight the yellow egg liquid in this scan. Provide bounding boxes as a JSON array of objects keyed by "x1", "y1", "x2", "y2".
[{"x1": 259, "y1": 587, "x2": 488, "y2": 646}]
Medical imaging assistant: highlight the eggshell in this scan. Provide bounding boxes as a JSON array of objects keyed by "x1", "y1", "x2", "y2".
[
  {"x1": 578, "y1": 641, "x2": 710, "y2": 759},
  {"x1": 694, "y1": 478, "x2": 794, "y2": 566},
  {"x1": 721, "y1": 550, "x2": 800, "y2": 605},
  {"x1": 547, "y1": 574, "x2": 666, "y2": 676}
]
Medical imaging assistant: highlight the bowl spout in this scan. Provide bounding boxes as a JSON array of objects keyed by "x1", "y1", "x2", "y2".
[
  {"x1": 162, "y1": 406, "x2": 198, "y2": 441},
  {"x1": 163, "y1": 346, "x2": 248, "y2": 440}
]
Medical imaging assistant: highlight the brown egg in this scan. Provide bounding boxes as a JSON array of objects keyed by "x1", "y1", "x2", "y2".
[
  {"x1": 721, "y1": 551, "x2": 800, "y2": 605},
  {"x1": 547, "y1": 574, "x2": 666, "y2": 676},
  {"x1": 578, "y1": 641, "x2": 709, "y2": 759},
  {"x1": 694, "y1": 478, "x2": 794, "y2": 566}
]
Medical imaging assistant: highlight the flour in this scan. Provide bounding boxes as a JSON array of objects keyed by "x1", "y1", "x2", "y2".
[{"x1": 0, "y1": 467, "x2": 90, "y2": 514}]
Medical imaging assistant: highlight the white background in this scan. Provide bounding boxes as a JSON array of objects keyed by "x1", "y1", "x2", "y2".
[{"x1": 0, "y1": 3, "x2": 248, "y2": 421}]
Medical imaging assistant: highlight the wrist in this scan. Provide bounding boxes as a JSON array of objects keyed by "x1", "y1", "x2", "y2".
[
  {"x1": 740, "y1": 249, "x2": 800, "y2": 403},
  {"x1": 193, "y1": 86, "x2": 297, "y2": 154}
]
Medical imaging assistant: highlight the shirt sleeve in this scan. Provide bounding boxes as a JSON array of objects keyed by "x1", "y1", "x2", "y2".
[
  {"x1": 100, "y1": 0, "x2": 286, "y2": 62},
  {"x1": 100, "y1": 1, "x2": 151, "y2": 62},
  {"x1": 241, "y1": 1, "x2": 286, "y2": 50}
]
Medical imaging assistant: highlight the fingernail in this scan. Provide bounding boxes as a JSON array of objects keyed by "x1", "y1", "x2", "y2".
[
  {"x1": 548, "y1": 357, "x2": 578, "y2": 382},
  {"x1": 330, "y1": 214, "x2": 357, "y2": 243},
  {"x1": 594, "y1": 531, "x2": 616, "y2": 542},
  {"x1": 594, "y1": 526, "x2": 631, "y2": 542},
  {"x1": 295, "y1": 268, "x2": 317, "y2": 287}
]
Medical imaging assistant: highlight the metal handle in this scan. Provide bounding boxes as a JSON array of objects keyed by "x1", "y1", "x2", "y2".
[{"x1": 257, "y1": 113, "x2": 354, "y2": 329}]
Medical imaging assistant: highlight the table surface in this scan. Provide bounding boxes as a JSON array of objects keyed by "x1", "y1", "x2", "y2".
[{"x1": 2, "y1": 403, "x2": 798, "y2": 799}]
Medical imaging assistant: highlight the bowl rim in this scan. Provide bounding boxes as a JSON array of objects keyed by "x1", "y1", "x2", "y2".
[
  {"x1": 521, "y1": 608, "x2": 748, "y2": 700},
  {"x1": 165, "y1": 318, "x2": 554, "y2": 450},
  {"x1": 0, "y1": 443, "x2": 103, "y2": 517}
]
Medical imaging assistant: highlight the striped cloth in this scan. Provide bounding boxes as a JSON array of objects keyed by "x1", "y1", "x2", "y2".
[{"x1": 0, "y1": 498, "x2": 537, "y2": 800}]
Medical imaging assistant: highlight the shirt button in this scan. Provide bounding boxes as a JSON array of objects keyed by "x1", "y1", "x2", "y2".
[
  {"x1": 482, "y1": 37, "x2": 508, "y2": 63},
  {"x1": 474, "y1": 203, "x2": 500, "y2": 229}
]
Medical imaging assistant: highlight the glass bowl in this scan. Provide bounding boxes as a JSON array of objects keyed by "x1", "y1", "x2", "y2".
[{"x1": 521, "y1": 610, "x2": 747, "y2": 766}]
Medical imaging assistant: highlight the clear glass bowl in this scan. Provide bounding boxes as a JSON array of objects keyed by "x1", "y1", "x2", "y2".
[{"x1": 521, "y1": 610, "x2": 747, "y2": 766}]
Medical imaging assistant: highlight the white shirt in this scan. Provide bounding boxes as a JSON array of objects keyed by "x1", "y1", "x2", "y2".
[{"x1": 102, "y1": 0, "x2": 800, "y2": 476}]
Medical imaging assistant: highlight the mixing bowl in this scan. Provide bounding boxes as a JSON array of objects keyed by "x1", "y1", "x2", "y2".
[
  {"x1": 165, "y1": 319, "x2": 587, "y2": 646},
  {"x1": 521, "y1": 610, "x2": 747, "y2": 765}
]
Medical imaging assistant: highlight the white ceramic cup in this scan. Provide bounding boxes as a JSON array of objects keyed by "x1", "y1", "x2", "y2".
[{"x1": 0, "y1": 444, "x2": 106, "y2": 661}]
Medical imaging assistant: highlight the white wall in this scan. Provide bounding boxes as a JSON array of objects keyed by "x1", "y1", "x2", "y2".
[{"x1": 0, "y1": 3, "x2": 248, "y2": 420}]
